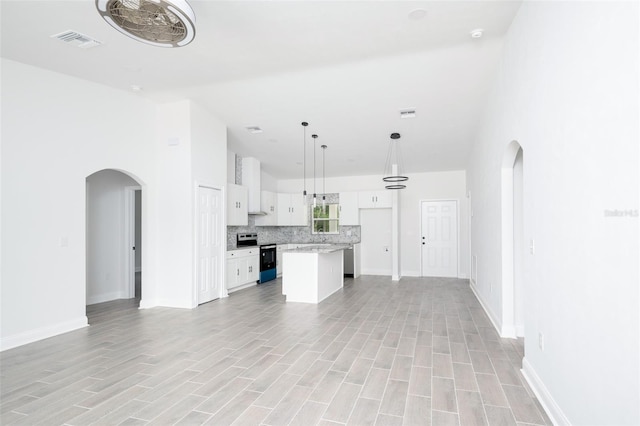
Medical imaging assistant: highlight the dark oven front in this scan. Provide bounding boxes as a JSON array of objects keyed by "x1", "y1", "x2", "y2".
[{"x1": 259, "y1": 244, "x2": 277, "y2": 283}]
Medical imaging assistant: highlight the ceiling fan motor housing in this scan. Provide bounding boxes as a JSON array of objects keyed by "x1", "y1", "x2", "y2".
[{"x1": 96, "y1": 0, "x2": 196, "y2": 48}]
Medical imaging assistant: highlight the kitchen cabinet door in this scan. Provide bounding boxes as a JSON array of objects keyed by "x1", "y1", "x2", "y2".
[
  {"x1": 226, "y1": 258, "x2": 240, "y2": 288},
  {"x1": 339, "y1": 192, "x2": 359, "y2": 225},
  {"x1": 358, "y1": 190, "x2": 392, "y2": 209},
  {"x1": 227, "y1": 184, "x2": 248, "y2": 226},
  {"x1": 289, "y1": 193, "x2": 308, "y2": 226},
  {"x1": 248, "y1": 255, "x2": 259, "y2": 282},
  {"x1": 276, "y1": 193, "x2": 308, "y2": 226}
]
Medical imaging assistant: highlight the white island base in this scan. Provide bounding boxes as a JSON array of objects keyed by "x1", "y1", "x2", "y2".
[{"x1": 282, "y1": 246, "x2": 345, "y2": 304}]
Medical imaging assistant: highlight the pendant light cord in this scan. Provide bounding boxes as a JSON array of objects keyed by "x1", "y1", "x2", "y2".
[{"x1": 302, "y1": 122, "x2": 308, "y2": 196}]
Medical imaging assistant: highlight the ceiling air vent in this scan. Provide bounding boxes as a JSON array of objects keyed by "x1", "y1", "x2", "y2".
[{"x1": 51, "y1": 30, "x2": 102, "y2": 49}]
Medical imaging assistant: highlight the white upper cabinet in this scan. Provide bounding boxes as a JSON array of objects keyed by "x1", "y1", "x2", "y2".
[
  {"x1": 255, "y1": 190, "x2": 278, "y2": 226},
  {"x1": 339, "y1": 192, "x2": 359, "y2": 225},
  {"x1": 227, "y1": 183, "x2": 248, "y2": 226},
  {"x1": 358, "y1": 190, "x2": 392, "y2": 209},
  {"x1": 277, "y1": 193, "x2": 308, "y2": 226}
]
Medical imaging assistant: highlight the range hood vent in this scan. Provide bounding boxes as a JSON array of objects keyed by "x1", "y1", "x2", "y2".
[{"x1": 242, "y1": 157, "x2": 268, "y2": 215}]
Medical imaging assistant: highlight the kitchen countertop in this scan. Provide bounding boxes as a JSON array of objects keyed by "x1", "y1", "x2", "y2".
[{"x1": 284, "y1": 244, "x2": 352, "y2": 254}]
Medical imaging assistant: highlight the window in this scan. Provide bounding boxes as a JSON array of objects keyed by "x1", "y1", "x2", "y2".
[{"x1": 312, "y1": 203, "x2": 339, "y2": 234}]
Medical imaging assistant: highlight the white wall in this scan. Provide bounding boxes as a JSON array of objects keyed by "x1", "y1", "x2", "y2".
[
  {"x1": 0, "y1": 60, "x2": 228, "y2": 350},
  {"x1": 86, "y1": 170, "x2": 139, "y2": 304},
  {"x1": 278, "y1": 170, "x2": 468, "y2": 278},
  {"x1": 1, "y1": 59, "x2": 156, "y2": 349},
  {"x1": 466, "y1": 2, "x2": 639, "y2": 424}
]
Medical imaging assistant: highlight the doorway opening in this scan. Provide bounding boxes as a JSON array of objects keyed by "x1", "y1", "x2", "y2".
[
  {"x1": 86, "y1": 169, "x2": 143, "y2": 321},
  {"x1": 501, "y1": 141, "x2": 524, "y2": 338}
]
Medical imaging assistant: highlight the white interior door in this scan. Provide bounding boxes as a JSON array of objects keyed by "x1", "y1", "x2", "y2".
[
  {"x1": 421, "y1": 200, "x2": 458, "y2": 278},
  {"x1": 197, "y1": 186, "x2": 222, "y2": 304}
]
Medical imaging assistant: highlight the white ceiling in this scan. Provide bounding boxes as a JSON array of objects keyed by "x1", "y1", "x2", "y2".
[{"x1": 0, "y1": 0, "x2": 522, "y2": 179}]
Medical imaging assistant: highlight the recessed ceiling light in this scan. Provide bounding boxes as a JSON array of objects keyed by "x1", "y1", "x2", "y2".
[
  {"x1": 400, "y1": 109, "x2": 416, "y2": 119},
  {"x1": 470, "y1": 29, "x2": 484, "y2": 39},
  {"x1": 268, "y1": 138, "x2": 278, "y2": 144},
  {"x1": 130, "y1": 85, "x2": 143, "y2": 92},
  {"x1": 408, "y1": 9, "x2": 427, "y2": 20},
  {"x1": 245, "y1": 126, "x2": 263, "y2": 134}
]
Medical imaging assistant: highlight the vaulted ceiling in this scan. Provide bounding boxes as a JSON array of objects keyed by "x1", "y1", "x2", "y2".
[{"x1": 1, "y1": 0, "x2": 522, "y2": 178}]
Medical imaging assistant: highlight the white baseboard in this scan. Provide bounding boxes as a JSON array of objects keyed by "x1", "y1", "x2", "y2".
[
  {"x1": 227, "y1": 282, "x2": 256, "y2": 294},
  {"x1": 0, "y1": 316, "x2": 89, "y2": 352},
  {"x1": 361, "y1": 268, "x2": 392, "y2": 276},
  {"x1": 522, "y1": 357, "x2": 570, "y2": 426},
  {"x1": 458, "y1": 273, "x2": 468, "y2": 279},
  {"x1": 86, "y1": 291, "x2": 128, "y2": 305},
  {"x1": 469, "y1": 280, "x2": 513, "y2": 338},
  {"x1": 155, "y1": 299, "x2": 196, "y2": 309},
  {"x1": 402, "y1": 270, "x2": 421, "y2": 277}
]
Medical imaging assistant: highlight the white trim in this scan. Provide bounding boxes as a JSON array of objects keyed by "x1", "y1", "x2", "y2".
[
  {"x1": 124, "y1": 186, "x2": 141, "y2": 300},
  {"x1": 87, "y1": 291, "x2": 128, "y2": 305},
  {"x1": 0, "y1": 317, "x2": 89, "y2": 352},
  {"x1": 402, "y1": 270, "x2": 421, "y2": 277},
  {"x1": 154, "y1": 299, "x2": 195, "y2": 309},
  {"x1": 227, "y1": 282, "x2": 257, "y2": 294},
  {"x1": 521, "y1": 357, "x2": 571, "y2": 426},
  {"x1": 469, "y1": 279, "x2": 517, "y2": 339},
  {"x1": 361, "y1": 269, "x2": 393, "y2": 276}
]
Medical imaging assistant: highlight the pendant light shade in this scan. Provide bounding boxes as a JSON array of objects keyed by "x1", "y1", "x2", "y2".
[{"x1": 382, "y1": 132, "x2": 408, "y2": 189}]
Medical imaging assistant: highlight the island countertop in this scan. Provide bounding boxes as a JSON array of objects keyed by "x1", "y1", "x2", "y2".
[{"x1": 284, "y1": 244, "x2": 351, "y2": 254}]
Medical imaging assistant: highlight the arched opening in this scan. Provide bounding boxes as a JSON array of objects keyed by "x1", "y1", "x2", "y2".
[
  {"x1": 86, "y1": 169, "x2": 144, "y2": 320},
  {"x1": 501, "y1": 141, "x2": 525, "y2": 338}
]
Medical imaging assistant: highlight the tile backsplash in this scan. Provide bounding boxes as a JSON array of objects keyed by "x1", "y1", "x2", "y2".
[{"x1": 226, "y1": 193, "x2": 361, "y2": 249}]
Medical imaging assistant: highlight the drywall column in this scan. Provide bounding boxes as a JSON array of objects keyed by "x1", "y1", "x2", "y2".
[{"x1": 391, "y1": 164, "x2": 400, "y2": 281}]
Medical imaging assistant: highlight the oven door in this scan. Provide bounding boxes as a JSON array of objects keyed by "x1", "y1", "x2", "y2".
[{"x1": 260, "y1": 245, "x2": 276, "y2": 271}]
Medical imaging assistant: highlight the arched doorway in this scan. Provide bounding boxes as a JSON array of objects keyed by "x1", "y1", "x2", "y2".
[
  {"x1": 501, "y1": 141, "x2": 525, "y2": 338},
  {"x1": 85, "y1": 169, "x2": 143, "y2": 318}
]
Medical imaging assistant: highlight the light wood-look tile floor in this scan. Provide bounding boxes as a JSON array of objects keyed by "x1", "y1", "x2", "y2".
[{"x1": 1, "y1": 276, "x2": 551, "y2": 425}]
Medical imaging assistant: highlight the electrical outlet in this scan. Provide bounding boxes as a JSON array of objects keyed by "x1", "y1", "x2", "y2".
[
  {"x1": 530, "y1": 239, "x2": 535, "y2": 255},
  {"x1": 538, "y1": 332, "x2": 544, "y2": 351},
  {"x1": 489, "y1": 282, "x2": 493, "y2": 292}
]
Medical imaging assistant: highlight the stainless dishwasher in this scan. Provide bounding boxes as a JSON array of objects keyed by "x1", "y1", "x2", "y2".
[{"x1": 343, "y1": 246, "x2": 354, "y2": 277}]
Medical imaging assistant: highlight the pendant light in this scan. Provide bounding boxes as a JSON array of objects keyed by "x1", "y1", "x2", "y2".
[
  {"x1": 321, "y1": 144, "x2": 327, "y2": 207},
  {"x1": 382, "y1": 132, "x2": 409, "y2": 189},
  {"x1": 301, "y1": 122, "x2": 308, "y2": 203},
  {"x1": 312, "y1": 134, "x2": 318, "y2": 207}
]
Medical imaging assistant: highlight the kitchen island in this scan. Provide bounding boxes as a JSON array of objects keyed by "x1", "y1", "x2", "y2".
[{"x1": 282, "y1": 244, "x2": 350, "y2": 303}]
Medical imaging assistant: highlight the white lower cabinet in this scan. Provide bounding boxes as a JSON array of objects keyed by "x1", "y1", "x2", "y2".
[{"x1": 226, "y1": 248, "x2": 259, "y2": 292}]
